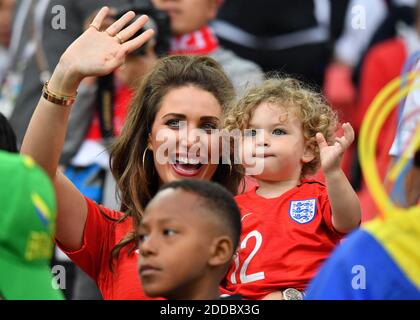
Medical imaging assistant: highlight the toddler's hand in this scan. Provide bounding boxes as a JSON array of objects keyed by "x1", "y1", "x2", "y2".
[{"x1": 316, "y1": 122, "x2": 354, "y2": 174}]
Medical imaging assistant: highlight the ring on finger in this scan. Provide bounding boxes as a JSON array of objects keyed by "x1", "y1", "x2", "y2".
[
  {"x1": 89, "y1": 23, "x2": 100, "y2": 31},
  {"x1": 115, "y1": 33, "x2": 124, "y2": 44}
]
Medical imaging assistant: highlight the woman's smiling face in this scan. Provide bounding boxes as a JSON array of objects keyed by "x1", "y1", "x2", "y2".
[{"x1": 149, "y1": 85, "x2": 222, "y2": 184}]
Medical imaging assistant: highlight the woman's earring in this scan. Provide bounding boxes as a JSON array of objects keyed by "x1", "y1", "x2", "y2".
[
  {"x1": 142, "y1": 148, "x2": 153, "y2": 179},
  {"x1": 142, "y1": 148, "x2": 148, "y2": 168}
]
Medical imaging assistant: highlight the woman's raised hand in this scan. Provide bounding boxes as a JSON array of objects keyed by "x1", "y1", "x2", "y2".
[{"x1": 59, "y1": 7, "x2": 154, "y2": 81}]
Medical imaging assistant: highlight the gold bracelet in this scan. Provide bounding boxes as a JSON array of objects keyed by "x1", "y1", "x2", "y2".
[{"x1": 42, "y1": 81, "x2": 77, "y2": 106}]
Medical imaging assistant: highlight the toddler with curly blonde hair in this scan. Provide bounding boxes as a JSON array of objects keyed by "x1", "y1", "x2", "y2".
[{"x1": 221, "y1": 77, "x2": 361, "y2": 300}]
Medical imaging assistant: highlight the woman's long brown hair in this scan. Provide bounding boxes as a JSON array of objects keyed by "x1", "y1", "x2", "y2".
[{"x1": 107, "y1": 55, "x2": 243, "y2": 271}]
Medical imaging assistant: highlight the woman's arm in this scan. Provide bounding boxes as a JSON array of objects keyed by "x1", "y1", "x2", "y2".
[{"x1": 20, "y1": 7, "x2": 154, "y2": 251}]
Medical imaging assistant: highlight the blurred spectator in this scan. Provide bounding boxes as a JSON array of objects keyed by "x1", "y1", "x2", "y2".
[
  {"x1": 0, "y1": 151, "x2": 64, "y2": 300},
  {"x1": 0, "y1": 0, "x2": 31, "y2": 119},
  {"x1": 326, "y1": 0, "x2": 417, "y2": 111},
  {"x1": 152, "y1": 0, "x2": 264, "y2": 95},
  {"x1": 5, "y1": 0, "x2": 129, "y2": 146},
  {"x1": 0, "y1": 0, "x2": 14, "y2": 48},
  {"x1": 0, "y1": 112, "x2": 17, "y2": 152},
  {"x1": 388, "y1": 147, "x2": 420, "y2": 208},
  {"x1": 324, "y1": 0, "x2": 394, "y2": 183},
  {"x1": 354, "y1": 0, "x2": 417, "y2": 82},
  {"x1": 356, "y1": 2, "x2": 420, "y2": 220},
  {"x1": 325, "y1": 0, "x2": 387, "y2": 114},
  {"x1": 0, "y1": 0, "x2": 15, "y2": 79},
  {"x1": 305, "y1": 208, "x2": 420, "y2": 299},
  {"x1": 392, "y1": 149, "x2": 420, "y2": 206},
  {"x1": 387, "y1": 60, "x2": 420, "y2": 207},
  {"x1": 213, "y1": 0, "x2": 349, "y2": 87},
  {"x1": 365, "y1": 0, "x2": 416, "y2": 51},
  {"x1": 334, "y1": 0, "x2": 388, "y2": 70}
]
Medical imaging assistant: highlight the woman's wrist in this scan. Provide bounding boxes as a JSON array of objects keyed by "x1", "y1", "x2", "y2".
[{"x1": 48, "y1": 59, "x2": 84, "y2": 97}]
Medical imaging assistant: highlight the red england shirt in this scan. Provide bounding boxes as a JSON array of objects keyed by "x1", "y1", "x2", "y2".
[
  {"x1": 221, "y1": 180, "x2": 345, "y2": 299},
  {"x1": 57, "y1": 197, "x2": 153, "y2": 300}
]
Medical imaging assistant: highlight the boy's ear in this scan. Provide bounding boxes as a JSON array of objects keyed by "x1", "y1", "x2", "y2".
[
  {"x1": 302, "y1": 138, "x2": 316, "y2": 164},
  {"x1": 208, "y1": 236, "x2": 234, "y2": 267}
]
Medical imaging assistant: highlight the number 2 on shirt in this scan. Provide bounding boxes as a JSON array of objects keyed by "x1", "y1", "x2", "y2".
[{"x1": 230, "y1": 230, "x2": 265, "y2": 284}]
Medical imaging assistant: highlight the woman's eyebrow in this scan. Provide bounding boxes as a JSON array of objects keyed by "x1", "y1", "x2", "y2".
[
  {"x1": 162, "y1": 113, "x2": 186, "y2": 119},
  {"x1": 161, "y1": 114, "x2": 220, "y2": 122},
  {"x1": 200, "y1": 116, "x2": 220, "y2": 122}
]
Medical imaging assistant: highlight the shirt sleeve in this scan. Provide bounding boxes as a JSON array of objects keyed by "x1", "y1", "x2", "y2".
[
  {"x1": 305, "y1": 248, "x2": 355, "y2": 299},
  {"x1": 55, "y1": 197, "x2": 117, "y2": 282},
  {"x1": 305, "y1": 229, "x2": 420, "y2": 300},
  {"x1": 305, "y1": 229, "x2": 370, "y2": 300}
]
